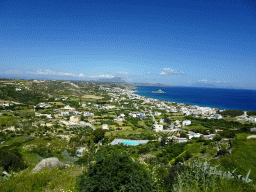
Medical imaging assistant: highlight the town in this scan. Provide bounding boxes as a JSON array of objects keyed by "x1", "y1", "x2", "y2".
[{"x1": 0, "y1": 79, "x2": 256, "y2": 191}]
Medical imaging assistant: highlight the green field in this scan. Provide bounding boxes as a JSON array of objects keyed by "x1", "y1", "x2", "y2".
[
  {"x1": 48, "y1": 102, "x2": 65, "y2": 106},
  {"x1": 211, "y1": 133, "x2": 256, "y2": 182}
]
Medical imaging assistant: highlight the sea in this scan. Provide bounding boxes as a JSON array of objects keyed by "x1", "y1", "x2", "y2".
[{"x1": 134, "y1": 86, "x2": 256, "y2": 111}]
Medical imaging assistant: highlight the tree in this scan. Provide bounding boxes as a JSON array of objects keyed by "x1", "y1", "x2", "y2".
[
  {"x1": 80, "y1": 114, "x2": 85, "y2": 121},
  {"x1": 78, "y1": 152, "x2": 155, "y2": 191},
  {"x1": 90, "y1": 128, "x2": 105, "y2": 144},
  {"x1": 0, "y1": 149, "x2": 27, "y2": 172},
  {"x1": 180, "y1": 132, "x2": 188, "y2": 138},
  {"x1": 220, "y1": 109, "x2": 244, "y2": 117},
  {"x1": 161, "y1": 136, "x2": 167, "y2": 147},
  {"x1": 247, "y1": 111, "x2": 256, "y2": 116}
]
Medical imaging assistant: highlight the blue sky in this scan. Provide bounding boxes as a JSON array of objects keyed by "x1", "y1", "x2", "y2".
[{"x1": 1, "y1": 0, "x2": 255, "y2": 89}]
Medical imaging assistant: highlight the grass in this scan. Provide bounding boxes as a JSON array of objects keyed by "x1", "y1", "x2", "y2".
[
  {"x1": 106, "y1": 128, "x2": 155, "y2": 137},
  {"x1": 48, "y1": 102, "x2": 65, "y2": 106},
  {"x1": 185, "y1": 142, "x2": 203, "y2": 155},
  {"x1": 183, "y1": 125, "x2": 207, "y2": 131},
  {"x1": 82, "y1": 95, "x2": 104, "y2": 99},
  {"x1": 211, "y1": 133, "x2": 256, "y2": 182},
  {"x1": 0, "y1": 166, "x2": 83, "y2": 192},
  {"x1": 138, "y1": 120, "x2": 146, "y2": 126},
  {"x1": 1, "y1": 135, "x2": 28, "y2": 145},
  {"x1": 0, "y1": 116, "x2": 20, "y2": 127},
  {"x1": 2, "y1": 136, "x2": 69, "y2": 168},
  {"x1": 171, "y1": 160, "x2": 256, "y2": 192}
]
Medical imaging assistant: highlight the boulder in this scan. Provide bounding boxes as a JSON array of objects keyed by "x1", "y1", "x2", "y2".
[{"x1": 31, "y1": 157, "x2": 68, "y2": 173}]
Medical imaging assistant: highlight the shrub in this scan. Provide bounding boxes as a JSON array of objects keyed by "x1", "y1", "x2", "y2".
[
  {"x1": 201, "y1": 147, "x2": 207, "y2": 154},
  {"x1": 174, "y1": 151, "x2": 192, "y2": 165},
  {"x1": 31, "y1": 145, "x2": 54, "y2": 158},
  {"x1": 78, "y1": 152, "x2": 155, "y2": 191},
  {"x1": 90, "y1": 128, "x2": 105, "y2": 144},
  {"x1": 163, "y1": 165, "x2": 189, "y2": 189},
  {"x1": 217, "y1": 149, "x2": 228, "y2": 156},
  {"x1": 0, "y1": 149, "x2": 27, "y2": 172},
  {"x1": 214, "y1": 135, "x2": 222, "y2": 141}
]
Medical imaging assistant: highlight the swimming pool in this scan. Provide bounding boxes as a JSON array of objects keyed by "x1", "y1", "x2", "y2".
[
  {"x1": 111, "y1": 139, "x2": 148, "y2": 146},
  {"x1": 121, "y1": 141, "x2": 139, "y2": 145}
]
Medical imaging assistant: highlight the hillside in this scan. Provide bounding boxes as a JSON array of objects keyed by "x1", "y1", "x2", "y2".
[{"x1": 0, "y1": 79, "x2": 256, "y2": 191}]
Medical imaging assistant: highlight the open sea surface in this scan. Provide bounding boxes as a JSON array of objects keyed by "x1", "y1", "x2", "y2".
[{"x1": 135, "y1": 86, "x2": 256, "y2": 111}]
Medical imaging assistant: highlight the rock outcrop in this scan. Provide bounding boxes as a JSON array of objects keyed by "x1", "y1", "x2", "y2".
[{"x1": 31, "y1": 157, "x2": 68, "y2": 173}]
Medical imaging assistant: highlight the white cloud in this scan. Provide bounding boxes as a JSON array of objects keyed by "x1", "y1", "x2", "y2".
[
  {"x1": 2, "y1": 69, "x2": 23, "y2": 75},
  {"x1": 199, "y1": 79, "x2": 208, "y2": 83},
  {"x1": 78, "y1": 73, "x2": 86, "y2": 77},
  {"x1": 98, "y1": 74, "x2": 114, "y2": 78},
  {"x1": 113, "y1": 71, "x2": 130, "y2": 77},
  {"x1": 198, "y1": 79, "x2": 226, "y2": 84},
  {"x1": 2, "y1": 69, "x2": 132, "y2": 80},
  {"x1": 33, "y1": 69, "x2": 81, "y2": 77},
  {"x1": 159, "y1": 68, "x2": 185, "y2": 76}
]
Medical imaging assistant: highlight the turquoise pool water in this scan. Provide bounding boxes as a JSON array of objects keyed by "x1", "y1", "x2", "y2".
[
  {"x1": 121, "y1": 141, "x2": 139, "y2": 145},
  {"x1": 111, "y1": 139, "x2": 149, "y2": 145}
]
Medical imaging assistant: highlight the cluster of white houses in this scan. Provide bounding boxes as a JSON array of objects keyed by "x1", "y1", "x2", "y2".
[{"x1": 103, "y1": 86, "x2": 225, "y2": 119}]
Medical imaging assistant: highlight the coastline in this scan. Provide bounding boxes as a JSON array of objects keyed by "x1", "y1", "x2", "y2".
[
  {"x1": 128, "y1": 86, "x2": 219, "y2": 112},
  {"x1": 131, "y1": 86, "x2": 256, "y2": 111}
]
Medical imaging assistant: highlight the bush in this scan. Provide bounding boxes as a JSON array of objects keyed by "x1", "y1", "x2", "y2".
[
  {"x1": 174, "y1": 151, "x2": 192, "y2": 164},
  {"x1": 90, "y1": 128, "x2": 105, "y2": 144},
  {"x1": 163, "y1": 165, "x2": 189, "y2": 189},
  {"x1": 78, "y1": 152, "x2": 155, "y2": 191},
  {"x1": 217, "y1": 149, "x2": 228, "y2": 156},
  {"x1": 220, "y1": 110, "x2": 244, "y2": 117},
  {"x1": 247, "y1": 111, "x2": 256, "y2": 116},
  {"x1": 196, "y1": 135, "x2": 206, "y2": 142},
  {"x1": 201, "y1": 147, "x2": 207, "y2": 154},
  {"x1": 31, "y1": 145, "x2": 54, "y2": 158},
  {"x1": 0, "y1": 149, "x2": 27, "y2": 172},
  {"x1": 214, "y1": 135, "x2": 222, "y2": 141}
]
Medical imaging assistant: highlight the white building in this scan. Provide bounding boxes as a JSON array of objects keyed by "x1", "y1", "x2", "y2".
[
  {"x1": 203, "y1": 134, "x2": 216, "y2": 140},
  {"x1": 182, "y1": 120, "x2": 191, "y2": 127},
  {"x1": 84, "y1": 111, "x2": 94, "y2": 117},
  {"x1": 187, "y1": 131, "x2": 202, "y2": 139},
  {"x1": 39, "y1": 114, "x2": 52, "y2": 119},
  {"x1": 153, "y1": 124, "x2": 163, "y2": 132},
  {"x1": 38, "y1": 103, "x2": 51, "y2": 108},
  {"x1": 154, "y1": 111, "x2": 162, "y2": 116},
  {"x1": 114, "y1": 116, "x2": 125, "y2": 121},
  {"x1": 64, "y1": 105, "x2": 74, "y2": 110},
  {"x1": 250, "y1": 118, "x2": 256, "y2": 122},
  {"x1": 172, "y1": 136, "x2": 188, "y2": 143},
  {"x1": 213, "y1": 114, "x2": 222, "y2": 119},
  {"x1": 102, "y1": 124, "x2": 109, "y2": 130},
  {"x1": 61, "y1": 111, "x2": 69, "y2": 117},
  {"x1": 120, "y1": 113, "x2": 125, "y2": 117},
  {"x1": 159, "y1": 118, "x2": 164, "y2": 123}
]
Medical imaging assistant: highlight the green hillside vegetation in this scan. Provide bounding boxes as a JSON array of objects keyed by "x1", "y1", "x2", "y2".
[
  {"x1": 211, "y1": 133, "x2": 256, "y2": 182},
  {"x1": 1, "y1": 80, "x2": 256, "y2": 191},
  {"x1": 220, "y1": 109, "x2": 244, "y2": 117}
]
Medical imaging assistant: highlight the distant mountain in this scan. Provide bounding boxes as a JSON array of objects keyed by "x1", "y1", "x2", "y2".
[
  {"x1": 127, "y1": 83, "x2": 175, "y2": 87},
  {"x1": 96, "y1": 77, "x2": 126, "y2": 83}
]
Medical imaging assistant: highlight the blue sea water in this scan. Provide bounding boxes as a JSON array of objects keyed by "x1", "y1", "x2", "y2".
[{"x1": 135, "y1": 86, "x2": 256, "y2": 111}]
